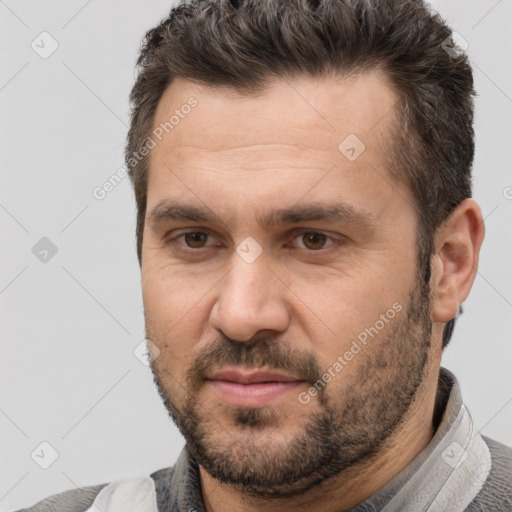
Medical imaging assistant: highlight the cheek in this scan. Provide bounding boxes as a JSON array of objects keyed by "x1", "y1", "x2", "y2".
[
  {"x1": 288, "y1": 268, "x2": 405, "y2": 366},
  {"x1": 142, "y1": 267, "x2": 208, "y2": 370}
]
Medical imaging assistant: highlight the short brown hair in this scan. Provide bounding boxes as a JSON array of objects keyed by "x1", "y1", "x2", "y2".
[{"x1": 126, "y1": 0, "x2": 475, "y2": 347}]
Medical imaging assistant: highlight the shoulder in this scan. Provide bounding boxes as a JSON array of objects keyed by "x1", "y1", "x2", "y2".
[
  {"x1": 466, "y1": 436, "x2": 512, "y2": 511},
  {"x1": 13, "y1": 483, "x2": 108, "y2": 512},
  {"x1": 13, "y1": 467, "x2": 177, "y2": 512}
]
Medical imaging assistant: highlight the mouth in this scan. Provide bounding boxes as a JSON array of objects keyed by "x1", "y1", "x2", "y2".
[{"x1": 205, "y1": 368, "x2": 305, "y2": 407}]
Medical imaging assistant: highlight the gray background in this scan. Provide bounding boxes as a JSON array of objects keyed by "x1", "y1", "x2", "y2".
[{"x1": 1, "y1": 0, "x2": 511, "y2": 510}]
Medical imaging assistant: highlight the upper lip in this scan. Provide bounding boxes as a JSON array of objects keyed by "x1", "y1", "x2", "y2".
[{"x1": 207, "y1": 369, "x2": 302, "y2": 384}]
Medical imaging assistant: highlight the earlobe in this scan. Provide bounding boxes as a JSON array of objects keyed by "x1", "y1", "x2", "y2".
[{"x1": 431, "y1": 199, "x2": 485, "y2": 324}]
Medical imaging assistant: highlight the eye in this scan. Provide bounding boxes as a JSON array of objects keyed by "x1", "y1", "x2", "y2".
[
  {"x1": 164, "y1": 229, "x2": 340, "y2": 253},
  {"x1": 166, "y1": 231, "x2": 216, "y2": 250},
  {"x1": 291, "y1": 231, "x2": 335, "y2": 251}
]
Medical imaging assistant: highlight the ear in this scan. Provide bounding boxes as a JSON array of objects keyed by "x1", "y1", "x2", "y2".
[{"x1": 430, "y1": 199, "x2": 485, "y2": 323}]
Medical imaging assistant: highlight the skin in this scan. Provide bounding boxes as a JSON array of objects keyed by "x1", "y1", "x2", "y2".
[{"x1": 141, "y1": 71, "x2": 485, "y2": 511}]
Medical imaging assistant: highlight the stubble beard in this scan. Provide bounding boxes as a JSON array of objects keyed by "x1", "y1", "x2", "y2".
[{"x1": 149, "y1": 273, "x2": 433, "y2": 498}]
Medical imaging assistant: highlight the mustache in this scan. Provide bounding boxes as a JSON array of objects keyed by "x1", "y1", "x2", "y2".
[{"x1": 186, "y1": 336, "x2": 323, "y2": 388}]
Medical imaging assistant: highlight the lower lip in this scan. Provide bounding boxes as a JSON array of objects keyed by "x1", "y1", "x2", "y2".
[{"x1": 207, "y1": 380, "x2": 304, "y2": 407}]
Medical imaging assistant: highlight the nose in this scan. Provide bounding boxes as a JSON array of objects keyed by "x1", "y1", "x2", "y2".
[{"x1": 209, "y1": 253, "x2": 291, "y2": 342}]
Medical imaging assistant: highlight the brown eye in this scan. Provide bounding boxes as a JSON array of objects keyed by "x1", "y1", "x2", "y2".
[
  {"x1": 183, "y1": 232, "x2": 209, "y2": 248},
  {"x1": 300, "y1": 232, "x2": 329, "y2": 250}
]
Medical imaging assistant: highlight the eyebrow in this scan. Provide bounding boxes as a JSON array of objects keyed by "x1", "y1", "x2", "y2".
[{"x1": 147, "y1": 200, "x2": 376, "y2": 231}]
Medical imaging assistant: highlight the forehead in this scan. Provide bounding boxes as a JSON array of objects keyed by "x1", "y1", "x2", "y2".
[
  {"x1": 151, "y1": 70, "x2": 397, "y2": 156},
  {"x1": 145, "y1": 70, "x2": 408, "y2": 224}
]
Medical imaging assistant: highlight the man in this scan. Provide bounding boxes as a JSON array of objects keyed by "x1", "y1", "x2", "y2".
[{"x1": 17, "y1": 0, "x2": 511, "y2": 511}]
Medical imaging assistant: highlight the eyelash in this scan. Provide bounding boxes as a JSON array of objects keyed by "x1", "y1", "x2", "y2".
[{"x1": 163, "y1": 229, "x2": 343, "y2": 254}]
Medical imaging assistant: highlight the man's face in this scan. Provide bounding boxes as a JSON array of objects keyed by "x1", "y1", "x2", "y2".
[{"x1": 141, "y1": 72, "x2": 433, "y2": 497}]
